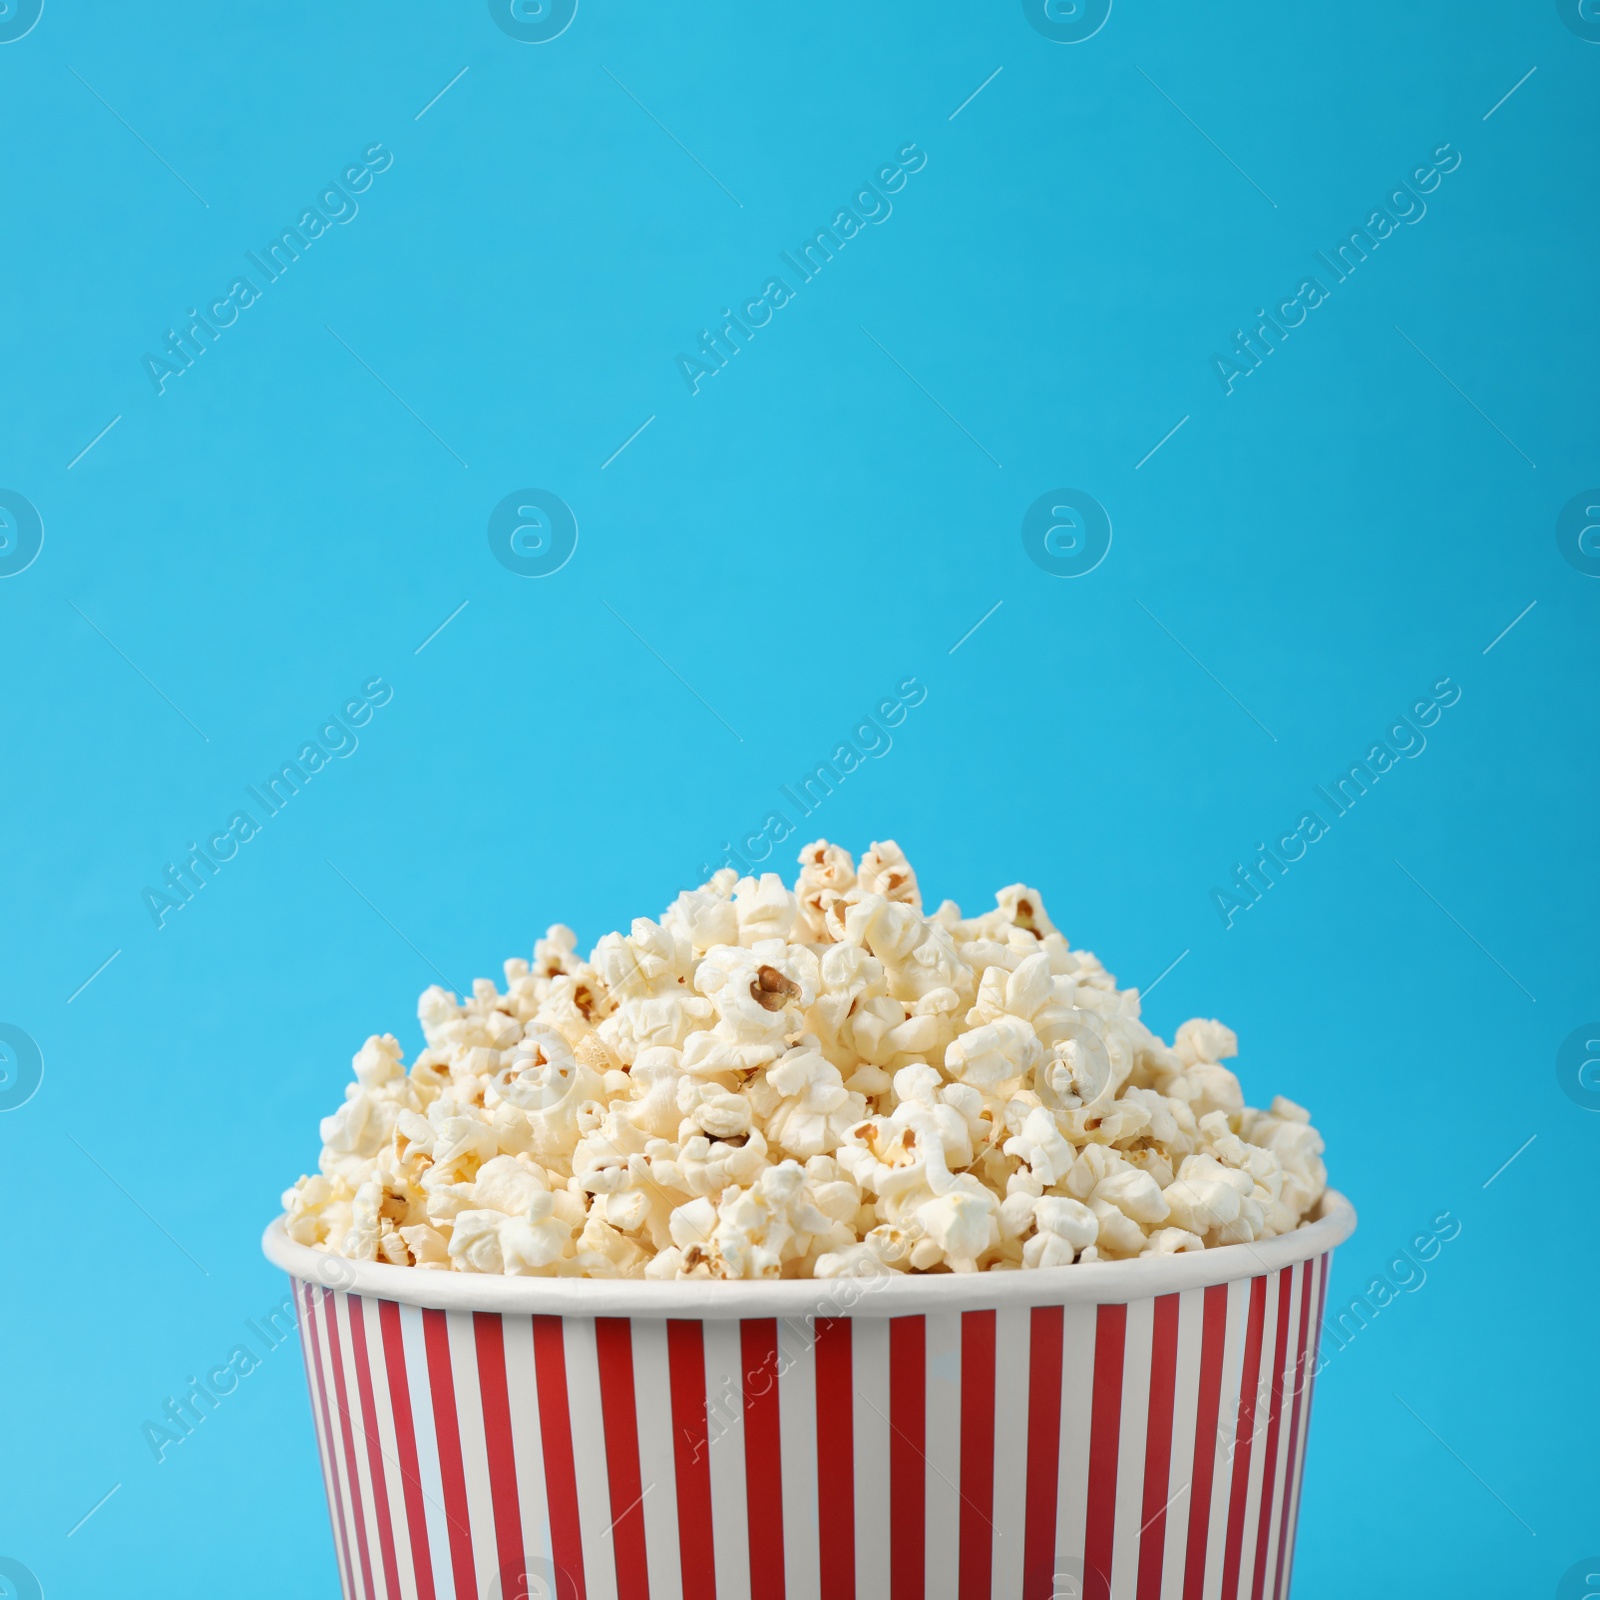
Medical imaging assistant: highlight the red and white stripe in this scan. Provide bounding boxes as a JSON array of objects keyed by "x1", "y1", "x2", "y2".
[{"x1": 291, "y1": 1253, "x2": 1335, "y2": 1599}]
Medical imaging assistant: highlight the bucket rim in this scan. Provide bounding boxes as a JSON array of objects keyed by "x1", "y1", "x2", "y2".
[{"x1": 262, "y1": 1188, "x2": 1355, "y2": 1319}]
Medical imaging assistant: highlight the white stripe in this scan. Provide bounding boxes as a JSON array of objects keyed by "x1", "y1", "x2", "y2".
[
  {"x1": 1273, "y1": 1263, "x2": 1305, "y2": 1576},
  {"x1": 361, "y1": 1297, "x2": 412, "y2": 1600},
  {"x1": 1273, "y1": 1260, "x2": 1312, "y2": 1587},
  {"x1": 1257, "y1": 1265, "x2": 1304, "y2": 1588},
  {"x1": 775, "y1": 1317, "x2": 819, "y2": 1600},
  {"x1": 445, "y1": 1310, "x2": 500, "y2": 1593},
  {"x1": 1202, "y1": 1277, "x2": 1251, "y2": 1597},
  {"x1": 1111, "y1": 1297, "x2": 1154, "y2": 1590},
  {"x1": 922, "y1": 1311, "x2": 961, "y2": 1600},
  {"x1": 631, "y1": 1320, "x2": 684, "y2": 1600},
  {"x1": 1241, "y1": 1273, "x2": 1280, "y2": 1600},
  {"x1": 300, "y1": 1285, "x2": 353, "y2": 1595},
  {"x1": 293, "y1": 1288, "x2": 332, "y2": 1529},
  {"x1": 989, "y1": 1304, "x2": 1032, "y2": 1597},
  {"x1": 1267, "y1": 1267, "x2": 1300, "y2": 1583},
  {"x1": 561, "y1": 1318, "x2": 620, "y2": 1600},
  {"x1": 1161, "y1": 1289, "x2": 1207, "y2": 1600},
  {"x1": 702, "y1": 1320, "x2": 750, "y2": 1597},
  {"x1": 1053, "y1": 1301, "x2": 1097, "y2": 1574},
  {"x1": 503, "y1": 1314, "x2": 555, "y2": 1587},
  {"x1": 334, "y1": 1293, "x2": 384, "y2": 1600},
  {"x1": 314, "y1": 1289, "x2": 365, "y2": 1596},
  {"x1": 1300, "y1": 1258, "x2": 1334, "y2": 1557},
  {"x1": 336, "y1": 1292, "x2": 388, "y2": 1593},
  {"x1": 1299, "y1": 1254, "x2": 1324, "y2": 1568},
  {"x1": 400, "y1": 1302, "x2": 456, "y2": 1600},
  {"x1": 851, "y1": 1318, "x2": 892, "y2": 1597},
  {"x1": 1272, "y1": 1280, "x2": 1306, "y2": 1600},
  {"x1": 1276, "y1": 1254, "x2": 1327, "y2": 1596},
  {"x1": 1237, "y1": 1271, "x2": 1284, "y2": 1597}
]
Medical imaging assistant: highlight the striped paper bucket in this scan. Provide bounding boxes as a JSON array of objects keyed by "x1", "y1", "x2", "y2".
[{"x1": 263, "y1": 1190, "x2": 1354, "y2": 1600}]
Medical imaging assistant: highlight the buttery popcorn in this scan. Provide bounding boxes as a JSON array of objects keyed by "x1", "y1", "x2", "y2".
[{"x1": 281, "y1": 841, "x2": 1327, "y2": 1279}]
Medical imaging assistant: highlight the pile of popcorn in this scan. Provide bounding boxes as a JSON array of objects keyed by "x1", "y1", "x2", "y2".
[{"x1": 282, "y1": 841, "x2": 1326, "y2": 1279}]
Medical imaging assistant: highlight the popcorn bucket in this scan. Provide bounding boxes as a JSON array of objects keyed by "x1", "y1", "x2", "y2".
[{"x1": 263, "y1": 1191, "x2": 1353, "y2": 1600}]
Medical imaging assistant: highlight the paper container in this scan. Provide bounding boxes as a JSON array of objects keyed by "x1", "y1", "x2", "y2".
[{"x1": 263, "y1": 1190, "x2": 1354, "y2": 1600}]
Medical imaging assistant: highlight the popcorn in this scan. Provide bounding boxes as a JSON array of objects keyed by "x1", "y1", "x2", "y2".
[
  {"x1": 857, "y1": 839, "x2": 921, "y2": 908},
  {"x1": 1024, "y1": 1196, "x2": 1099, "y2": 1269},
  {"x1": 497, "y1": 1201, "x2": 580, "y2": 1275},
  {"x1": 746, "y1": 1040, "x2": 866, "y2": 1160},
  {"x1": 673, "y1": 1160, "x2": 851, "y2": 1279},
  {"x1": 282, "y1": 840, "x2": 1327, "y2": 1277}
]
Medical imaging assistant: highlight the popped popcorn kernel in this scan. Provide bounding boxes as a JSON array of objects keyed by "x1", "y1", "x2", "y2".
[{"x1": 281, "y1": 841, "x2": 1327, "y2": 1277}]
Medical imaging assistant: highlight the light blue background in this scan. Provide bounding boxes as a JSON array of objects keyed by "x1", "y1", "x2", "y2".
[{"x1": 1, "y1": 2, "x2": 1595, "y2": 1595}]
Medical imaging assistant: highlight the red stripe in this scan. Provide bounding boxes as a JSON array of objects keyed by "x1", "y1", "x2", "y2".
[
  {"x1": 667, "y1": 1320, "x2": 716, "y2": 1600},
  {"x1": 742, "y1": 1318, "x2": 787, "y2": 1600},
  {"x1": 1219, "y1": 1276, "x2": 1270, "y2": 1596},
  {"x1": 1181, "y1": 1283, "x2": 1231, "y2": 1600},
  {"x1": 813, "y1": 1318, "x2": 856, "y2": 1600},
  {"x1": 532, "y1": 1316, "x2": 588, "y2": 1600},
  {"x1": 1075, "y1": 1299, "x2": 1126, "y2": 1600},
  {"x1": 475, "y1": 1313, "x2": 527, "y2": 1598},
  {"x1": 323, "y1": 1290, "x2": 378, "y2": 1600},
  {"x1": 595, "y1": 1319, "x2": 652, "y2": 1600},
  {"x1": 1270, "y1": 1259, "x2": 1317, "y2": 1600},
  {"x1": 1021, "y1": 1306, "x2": 1064, "y2": 1600},
  {"x1": 422, "y1": 1308, "x2": 478, "y2": 1599},
  {"x1": 1082, "y1": 1302, "x2": 1126, "y2": 1600},
  {"x1": 1250, "y1": 1271, "x2": 1296, "y2": 1600},
  {"x1": 959, "y1": 1309, "x2": 997, "y2": 1600},
  {"x1": 1136, "y1": 1295, "x2": 1181, "y2": 1600},
  {"x1": 1282, "y1": 1254, "x2": 1332, "y2": 1600},
  {"x1": 299, "y1": 1283, "x2": 357, "y2": 1600},
  {"x1": 347, "y1": 1296, "x2": 403, "y2": 1600},
  {"x1": 888, "y1": 1316, "x2": 926, "y2": 1600},
  {"x1": 379, "y1": 1299, "x2": 437, "y2": 1600}
]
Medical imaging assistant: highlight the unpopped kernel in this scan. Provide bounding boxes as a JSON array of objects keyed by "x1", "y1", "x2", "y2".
[{"x1": 282, "y1": 841, "x2": 1327, "y2": 1279}]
